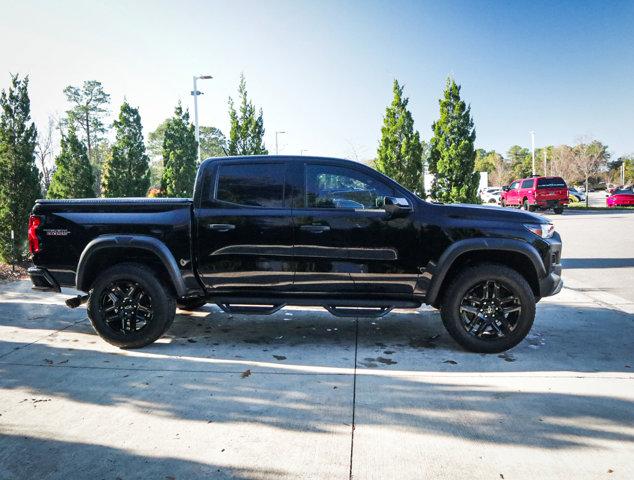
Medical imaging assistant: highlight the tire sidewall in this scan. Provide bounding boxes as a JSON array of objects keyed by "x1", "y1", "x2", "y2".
[
  {"x1": 441, "y1": 265, "x2": 536, "y2": 353},
  {"x1": 87, "y1": 263, "x2": 175, "y2": 348}
]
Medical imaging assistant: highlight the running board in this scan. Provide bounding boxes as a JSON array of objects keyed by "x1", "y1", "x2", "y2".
[
  {"x1": 216, "y1": 303, "x2": 286, "y2": 315},
  {"x1": 325, "y1": 306, "x2": 392, "y2": 318}
]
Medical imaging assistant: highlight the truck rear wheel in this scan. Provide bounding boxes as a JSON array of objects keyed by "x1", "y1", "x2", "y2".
[
  {"x1": 440, "y1": 264, "x2": 535, "y2": 353},
  {"x1": 87, "y1": 262, "x2": 176, "y2": 349}
]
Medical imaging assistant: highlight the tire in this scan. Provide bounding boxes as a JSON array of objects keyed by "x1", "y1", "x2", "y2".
[
  {"x1": 500, "y1": 199, "x2": 506, "y2": 208},
  {"x1": 440, "y1": 263, "x2": 536, "y2": 353},
  {"x1": 522, "y1": 200, "x2": 534, "y2": 212},
  {"x1": 553, "y1": 206, "x2": 564, "y2": 214},
  {"x1": 177, "y1": 298, "x2": 207, "y2": 310},
  {"x1": 87, "y1": 262, "x2": 176, "y2": 349}
]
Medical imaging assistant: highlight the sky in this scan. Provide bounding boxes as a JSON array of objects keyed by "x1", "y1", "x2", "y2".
[{"x1": 1, "y1": 0, "x2": 633, "y2": 160}]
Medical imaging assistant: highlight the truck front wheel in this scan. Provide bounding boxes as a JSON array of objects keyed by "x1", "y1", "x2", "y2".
[
  {"x1": 87, "y1": 262, "x2": 176, "y2": 348},
  {"x1": 440, "y1": 264, "x2": 535, "y2": 353}
]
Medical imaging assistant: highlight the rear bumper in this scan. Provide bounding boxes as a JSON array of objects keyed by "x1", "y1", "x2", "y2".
[
  {"x1": 534, "y1": 199, "x2": 568, "y2": 207},
  {"x1": 27, "y1": 267, "x2": 61, "y2": 292}
]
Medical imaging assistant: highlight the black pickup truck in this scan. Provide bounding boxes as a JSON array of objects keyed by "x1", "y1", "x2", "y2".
[{"x1": 28, "y1": 155, "x2": 562, "y2": 352}]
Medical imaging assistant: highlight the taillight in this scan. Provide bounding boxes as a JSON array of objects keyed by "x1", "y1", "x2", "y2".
[{"x1": 28, "y1": 215, "x2": 42, "y2": 254}]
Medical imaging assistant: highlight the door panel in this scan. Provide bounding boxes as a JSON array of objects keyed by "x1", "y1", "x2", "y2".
[
  {"x1": 292, "y1": 162, "x2": 419, "y2": 296},
  {"x1": 195, "y1": 162, "x2": 294, "y2": 292}
]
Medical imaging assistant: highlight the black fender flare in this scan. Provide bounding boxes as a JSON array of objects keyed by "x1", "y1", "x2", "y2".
[
  {"x1": 75, "y1": 234, "x2": 188, "y2": 297},
  {"x1": 425, "y1": 238, "x2": 546, "y2": 305}
]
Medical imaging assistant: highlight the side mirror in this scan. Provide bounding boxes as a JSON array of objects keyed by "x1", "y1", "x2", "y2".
[
  {"x1": 502, "y1": 186, "x2": 510, "y2": 192},
  {"x1": 384, "y1": 196, "x2": 412, "y2": 217}
]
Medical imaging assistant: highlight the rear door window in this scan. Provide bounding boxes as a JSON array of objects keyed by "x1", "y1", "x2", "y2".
[
  {"x1": 215, "y1": 163, "x2": 285, "y2": 207},
  {"x1": 521, "y1": 179, "x2": 534, "y2": 189},
  {"x1": 537, "y1": 177, "x2": 567, "y2": 188}
]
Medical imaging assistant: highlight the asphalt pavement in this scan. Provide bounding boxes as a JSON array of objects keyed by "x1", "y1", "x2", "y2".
[{"x1": 0, "y1": 208, "x2": 632, "y2": 480}]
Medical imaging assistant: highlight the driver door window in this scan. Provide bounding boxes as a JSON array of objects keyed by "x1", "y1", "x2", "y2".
[{"x1": 305, "y1": 164, "x2": 395, "y2": 210}]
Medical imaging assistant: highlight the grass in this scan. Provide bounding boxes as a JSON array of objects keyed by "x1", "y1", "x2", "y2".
[{"x1": 566, "y1": 204, "x2": 634, "y2": 210}]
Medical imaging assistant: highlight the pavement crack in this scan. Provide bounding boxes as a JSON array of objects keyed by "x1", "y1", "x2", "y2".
[
  {"x1": 349, "y1": 317, "x2": 359, "y2": 480},
  {"x1": 0, "y1": 317, "x2": 88, "y2": 361}
]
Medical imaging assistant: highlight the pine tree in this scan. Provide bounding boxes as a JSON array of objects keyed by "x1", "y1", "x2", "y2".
[
  {"x1": 160, "y1": 103, "x2": 197, "y2": 197},
  {"x1": 375, "y1": 80, "x2": 425, "y2": 195},
  {"x1": 228, "y1": 74, "x2": 267, "y2": 155},
  {"x1": 47, "y1": 126, "x2": 95, "y2": 199},
  {"x1": 428, "y1": 78, "x2": 479, "y2": 203},
  {"x1": 101, "y1": 101, "x2": 150, "y2": 197},
  {"x1": 0, "y1": 74, "x2": 42, "y2": 261}
]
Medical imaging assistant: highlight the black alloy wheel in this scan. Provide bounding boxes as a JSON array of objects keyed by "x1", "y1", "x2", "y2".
[
  {"x1": 100, "y1": 280, "x2": 153, "y2": 334},
  {"x1": 458, "y1": 280, "x2": 522, "y2": 340},
  {"x1": 87, "y1": 262, "x2": 175, "y2": 348},
  {"x1": 440, "y1": 263, "x2": 535, "y2": 353}
]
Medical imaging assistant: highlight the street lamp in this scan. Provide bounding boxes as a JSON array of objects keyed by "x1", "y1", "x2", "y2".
[
  {"x1": 530, "y1": 131, "x2": 536, "y2": 176},
  {"x1": 192, "y1": 74, "x2": 213, "y2": 162},
  {"x1": 275, "y1": 131, "x2": 286, "y2": 155}
]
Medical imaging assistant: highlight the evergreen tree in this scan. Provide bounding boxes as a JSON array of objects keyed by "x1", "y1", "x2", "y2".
[
  {"x1": 101, "y1": 101, "x2": 150, "y2": 197},
  {"x1": 375, "y1": 80, "x2": 425, "y2": 195},
  {"x1": 429, "y1": 78, "x2": 479, "y2": 203},
  {"x1": 47, "y1": 126, "x2": 95, "y2": 199},
  {"x1": 160, "y1": 103, "x2": 197, "y2": 197},
  {"x1": 199, "y1": 126, "x2": 227, "y2": 158},
  {"x1": 0, "y1": 75, "x2": 42, "y2": 261},
  {"x1": 64, "y1": 80, "x2": 110, "y2": 163},
  {"x1": 228, "y1": 74, "x2": 267, "y2": 155}
]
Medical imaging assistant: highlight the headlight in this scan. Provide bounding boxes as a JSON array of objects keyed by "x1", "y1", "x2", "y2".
[{"x1": 524, "y1": 223, "x2": 555, "y2": 239}]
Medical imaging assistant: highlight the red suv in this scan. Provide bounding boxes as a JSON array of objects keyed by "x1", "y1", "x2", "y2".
[{"x1": 500, "y1": 176, "x2": 568, "y2": 214}]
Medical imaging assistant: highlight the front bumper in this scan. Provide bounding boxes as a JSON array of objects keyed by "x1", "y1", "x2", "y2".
[
  {"x1": 28, "y1": 267, "x2": 61, "y2": 292},
  {"x1": 538, "y1": 263, "x2": 563, "y2": 297}
]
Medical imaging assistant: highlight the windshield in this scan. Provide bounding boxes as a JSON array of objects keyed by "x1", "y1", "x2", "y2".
[
  {"x1": 537, "y1": 177, "x2": 566, "y2": 188},
  {"x1": 614, "y1": 188, "x2": 634, "y2": 195}
]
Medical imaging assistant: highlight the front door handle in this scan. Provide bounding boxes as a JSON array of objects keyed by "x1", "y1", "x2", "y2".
[
  {"x1": 207, "y1": 223, "x2": 235, "y2": 232},
  {"x1": 300, "y1": 225, "x2": 331, "y2": 233}
]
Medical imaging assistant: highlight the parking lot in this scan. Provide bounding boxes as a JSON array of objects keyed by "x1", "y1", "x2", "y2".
[{"x1": 1, "y1": 209, "x2": 633, "y2": 480}]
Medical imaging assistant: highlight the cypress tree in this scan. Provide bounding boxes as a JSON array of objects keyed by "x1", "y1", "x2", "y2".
[
  {"x1": 0, "y1": 74, "x2": 42, "y2": 261},
  {"x1": 160, "y1": 103, "x2": 197, "y2": 197},
  {"x1": 47, "y1": 126, "x2": 95, "y2": 199},
  {"x1": 101, "y1": 101, "x2": 150, "y2": 197},
  {"x1": 375, "y1": 79, "x2": 425, "y2": 195},
  {"x1": 228, "y1": 74, "x2": 267, "y2": 155},
  {"x1": 429, "y1": 78, "x2": 479, "y2": 203}
]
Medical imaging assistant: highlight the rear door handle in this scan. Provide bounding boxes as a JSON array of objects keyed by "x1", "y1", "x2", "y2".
[
  {"x1": 300, "y1": 225, "x2": 330, "y2": 233},
  {"x1": 206, "y1": 223, "x2": 235, "y2": 232}
]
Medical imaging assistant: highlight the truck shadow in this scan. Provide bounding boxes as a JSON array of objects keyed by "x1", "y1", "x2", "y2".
[{"x1": 0, "y1": 433, "x2": 284, "y2": 480}]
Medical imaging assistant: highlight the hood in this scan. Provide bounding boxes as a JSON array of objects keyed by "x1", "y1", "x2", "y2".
[{"x1": 435, "y1": 202, "x2": 549, "y2": 224}]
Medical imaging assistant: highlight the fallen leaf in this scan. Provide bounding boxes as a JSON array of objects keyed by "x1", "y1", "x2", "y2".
[
  {"x1": 608, "y1": 469, "x2": 614, "y2": 474},
  {"x1": 273, "y1": 355, "x2": 287, "y2": 360},
  {"x1": 241, "y1": 369, "x2": 251, "y2": 378},
  {"x1": 443, "y1": 360, "x2": 458, "y2": 365},
  {"x1": 500, "y1": 475, "x2": 505, "y2": 479}
]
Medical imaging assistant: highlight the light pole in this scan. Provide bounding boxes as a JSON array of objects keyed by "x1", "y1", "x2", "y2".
[
  {"x1": 275, "y1": 131, "x2": 286, "y2": 155},
  {"x1": 192, "y1": 74, "x2": 213, "y2": 162},
  {"x1": 530, "y1": 131, "x2": 536, "y2": 175}
]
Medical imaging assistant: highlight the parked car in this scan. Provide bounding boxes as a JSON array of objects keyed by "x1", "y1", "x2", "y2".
[
  {"x1": 500, "y1": 176, "x2": 568, "y2": 214},
  {"x1": 27, "y1": 155, "x2": 563, "y2": 353},
  {"x1": 480, "y1": 187, "x2": 502, "y2": 204},
  {"x1": 568, "y1": 188, "x2": 586, "y2": 203},
  {"x1": 606, "y1": 188, "x2": 634, "y2": 207}
]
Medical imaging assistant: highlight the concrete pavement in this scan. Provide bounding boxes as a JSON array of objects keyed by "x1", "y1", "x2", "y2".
[{"x1": 1, "y1": 209, "x2": 633, "y2": 479}]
